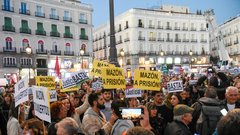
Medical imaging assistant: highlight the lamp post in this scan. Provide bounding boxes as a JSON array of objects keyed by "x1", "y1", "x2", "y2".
[
  {"x1": 120, "y1": 49, "x2": 125, "y2": 68},
  {"x1": 80, "y1": 49, "x2": 84, "y2": 69},
  {"x1": 160, "y1": 49, "x2": 164, "y2": 56},
  {"x1": 189, "y1": 50, "x2": 193, "y2": 69},
  {"x1": 25, "y1": 45, "x2": 32, "y2": 79}
]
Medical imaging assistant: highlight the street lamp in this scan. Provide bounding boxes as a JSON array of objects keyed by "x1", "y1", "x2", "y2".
[
  {"x1": 120, "y1": 49, "x2": 124, "y2": 67},
  {"x1": 25, "y1": 45, "x2": 32, "y2": 79},
  {"x1": 80, "y1": 48, "x2": 84, "y2": 69},
  {"x1": 189, "y1": 50, "x2": 193, "y2": 68},
  {"x1": 160, "y1": 49, "x2": 164, "y2": 56}
]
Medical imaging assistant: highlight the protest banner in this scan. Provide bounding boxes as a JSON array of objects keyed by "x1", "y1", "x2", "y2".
[
  {"x1": 14, "y1": 76, "x2": 29, "y2": 107},
  {"x1": 125, "y1": 88, "x2": 142, "y2": 98},
  {"x1": 133, "y1": 69, "x2": 161, "y2": 91},
  {"x1": 92, "y1": 80, "x2": 102, "y2": 91},
  {"x1": 32, "y1": 86, "x2": 51, "y2": 123},
  {"x1": 101, "y1": 67, "x2": 126, "y2": 89},
  {"x1": 70, "y1": 71, "x2": 90, "y2": 86},
  {"x1": 62, "y1": 77, "x2": 76, "y2": 89},
  {"x1": 49, "y1": 90, "x2": 57, "y2": 102},
  {"x1": 90, "y1": 59, "x2": 115, "y2": 76},
  {"x1": 167, "y1": 80, "x2": 183, "y2": 93},
  {"x1": 35, "y1": 76, "x2": 55, "y2": 90}
]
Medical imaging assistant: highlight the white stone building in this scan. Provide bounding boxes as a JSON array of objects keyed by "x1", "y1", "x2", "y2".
[
  {"x1": 93, "y1": 5, "x2": 210, "y2": 76},
  {"x1": 0, "y1": 0, "x2": 93, "y2": 81}
]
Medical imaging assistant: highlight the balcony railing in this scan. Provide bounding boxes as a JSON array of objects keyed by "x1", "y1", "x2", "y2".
[
  {"x1": 2, "y1": 25, "x2": 15, "y2": 32},
  {"x1": 20, "y1": 48, "x2": 26, "y2": 53},
  {"x1": 4, "y1": 63, "x2": 17, "y2": 67},
  {"x1": 174, "y1": 27, "x2": 180, "y2": 30},
  {"x1": 200, "y1": 28, "x2": 206, "y2": 31},
  {"x1": 175, "y1": 39, "x2": 181, "y2": 42},
  {"x1": 166, "y1": 39, "x2": 173, "y2": 42},
  {"x1": 149, "y1": 38, "x2": 156, "y2": 41},
  {"x1": 138, "y1": 24, "x2": 144, "y2": 28},
  {"x1": 36, "y1": 49, "x2": 47, "y2": 54},
  {"x1": 35, "y1": 12, "x2": 45, "y2": 18},
  {"x1": 158, "y1": 38, "x2": 164, "y2": 42},
  {"x1": 79, "y1": 19, "x2": 87, "y2": 24},
  {"x1": 200, "y1": 40, "x2": 207, "y2": 43},
  {"x1": 190, "y1": 28, "x2": 197, "y2": 31},
  {"x1": 64, "y1": 51, "x2": 74, "y2": 56},
  {"x1": 19, "y1": 9, "x2": 30, "y2": 15},
  {"x1": 79, "y1": 35, "x2": 88, "y2": 40},
  {"x1": 49, "y1": 14, "x2": 59, "y2": 20},
  {"x1": 191, "y1": 39, "x2": 198, "y2": 43},
  {"x1": 64, "y1": 33, "x2": 73, "y2": 38},
  {"x1": 63, "y1": 17, "x2": 72, "y2": 22},
  {"x1": 2, "y1": 5, "x2": 14, "y2": 12},
  {"x1": 157, "y1": 26, "x2": 163, "y2": 29},
  {"x1": 3, "y1": 47, "x2": 16, "y2": 52},
  {"x1": 50, "y1": 31, "x2": 60, "y2": 37},
  {"x1": 182, "y1": 39, "x2": 189, "y2": 42},
  {"x1": 149, "y1": 25, "x2": 155, "y2": 29},
  {"x1": 124, "y1": 38, "x2": 130, "y2": 42},
  {"x1": 138, "y1": 37, "x2": 145, "y2": 41},
  {"x1": 124, "y1": 26, "x2": 129, "y2": 29},
  {"x1": 166, "y1": 26, "x2": 172, "y2": 30},
  {"x1": 20, "y1": 28, "x2": 31, "y2": 34},
  {"x1": 50, "y1": 50, "x2": 61, "y2": 55},
  {"x1": 182, "y1": 27, "x2": 188, "y2": 31},
  {"x1": 36, "y1": 30, "x2": 46, "y2": 36}
]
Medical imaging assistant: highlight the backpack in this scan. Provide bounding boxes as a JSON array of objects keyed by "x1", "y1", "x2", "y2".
[{"x1": 196, "y1": 102, "x2": 222, "y2": 135}]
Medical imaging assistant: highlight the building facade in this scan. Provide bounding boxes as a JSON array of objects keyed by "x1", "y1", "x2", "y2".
[
  {"x1": 0, "y1": 0, "x2": 93, "y2": 81},
  {"x1": 93, "y1": 5, "x2": 210, "y2": 76}
]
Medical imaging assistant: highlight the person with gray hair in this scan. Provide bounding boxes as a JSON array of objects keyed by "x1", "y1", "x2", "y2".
[
  {"x1": 56, "y1": 117, "x2": 79, "y2": 135},
  {"x1": 221, "y1": 86, "x2": 240, "y2": 112}
]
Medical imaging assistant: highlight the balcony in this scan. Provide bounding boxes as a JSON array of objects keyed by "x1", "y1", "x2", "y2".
[
  {"x1": 182, "y1": 27, "x2": 188, "y2": 31},
  {"x1": 20, "y1": 48, "x2": 26, "y2": 53},
  {"x1": 124, "y1": 26, "x2": 129, "y2": 29},
  {"x1": 175, "y1": 39, "x2": 181, "y2": 42},
  {"x1": 174, "y1": 27, "x2": 180, "y2": 30},
  {"x1": 19, "y1": 9, "x2": 30, "y2": 15},
  {"x1": 166, "y1": 26, "x2": 172, "y2": 30},
  {"x1": 149, "y1": 25, "x2": 155, "y2": 29},
  {"x1": 36, "y1": 49, "x2": 47, "y2": 54},
  {"x1": 3, "y1": 47, "x2": 16, "y2": 53},
  {"x1": 4, "y1": 63, "x2": 17, "y2": 67},
  {"x1": 79, "y1": 35, "x2": 88, "y2": 40},
  {"x1": 50, "y1": 50, "x2": 61, "y2": 55},
  {"x1": 157, "y1": 26, "x2": 163, "y2": 29},
  {"x1": 2, "y1": 5, "x2": 14, "y2": 12},
  {"x1": 190, "y1": 28, "x2": 197, "y2": 31},
  {"x1": 64, "y1": 33, "x2": 73, "y2": 38},
  {"x1": 166, "y1": 51, "x2": 173, "y2": 55},
  {"x1": 166, "y1": 39, "x2": 173, "y2": 42},
  {"x1": 149, "y1": 37, "x2": 156, "y2": 41},
  {"x1": 138, "y1": 37, "x2": 145, "y2": 41},
  {"x1": 35, "y1": 12, "x2": 45, "y2": 18},
  {"x1": 63, "y1": 17, "x2": 72, "y2": 22},
  {"x1": 191, "y1": 39, "x2": 198, "y2": 43},
  {"x1": 49, "y1": 14, "x2": 59, "y2": 20},
  {"x1": 35, "y1": 30, "x2": 46, "y2": 36},
  {"x1": 20, "y1": 28, "x2": 31, "y2": 34},
  {"x1": 200, "y1": 40, "x2": 207, "y2": 43},
  {"x1": 50, "y1": 31, "x2": 60, "y2": 37},
  {"x1": 200, "y1": 28, "x2": 206, "y2": 31},
  {"x1": 234, "y1": 41, "x2": 239, "y2": 44},
  {"x1": 138, "y1": 24, "x2": 144, "y2": 28},
  {"x1": 157, "y1": 38, "x2": 164, "y2": 42},
  {"x1": 64, "y1": 51, "x2": 74, "y2": 56},
  {"x1": 79, "y1": 19, "x2": 87, "y2": 24},
  {"x1": 124, "y1": 38, "x2": 130, "y2": 42},
  {"x1": 182, "y1": 39, "x2": 189, "y2": 42},
  {"x1": 138, "y1": 51, "x2": 147, "y2": 56},
  {"x1": 2, "y1": 25, "x2": 15, "y2": 32}
]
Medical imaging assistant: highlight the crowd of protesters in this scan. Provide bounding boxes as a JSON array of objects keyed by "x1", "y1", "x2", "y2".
[{"x1": 0, "y1": 67, "x2": 240, "y2": 135}]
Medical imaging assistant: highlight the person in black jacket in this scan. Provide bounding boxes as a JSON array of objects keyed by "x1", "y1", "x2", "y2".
[{"x1": 164, "y1": 104, "x2": 194, "y2": 135}]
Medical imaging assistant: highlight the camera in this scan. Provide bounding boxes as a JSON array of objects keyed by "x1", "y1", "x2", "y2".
[{"x1": 119, "y1": 107, "x2": 144, "y2": 120}]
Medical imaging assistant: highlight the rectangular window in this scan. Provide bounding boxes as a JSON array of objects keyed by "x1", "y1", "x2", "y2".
[
  {"x1": 4, "y1": 57, "x2": 16, "y2": 65},
  {"x1": 81, "y1": 28, "x2": 86, "y2": 35},
  {"x1": 51, "y1": 24, "x2": 57, "y2": 32},
  {"x1": 21, "y1": 20, "x2": 28, "y2": 28},
  {"x1": 80, "y1": 13, "x2": 85, "y2": 20},
  {"x1": 4, "y1": 17, "x2": 12, "y2": 26},
  {"x1": 36, "y1": 5, "x2": 42, "y2": 12},
  {"x1": 4, "y1": 0, "x2": 10, "y2": 10},
  {"x1": 65, "y1": 45, "x2": 70, "y2": 52},
  {"x1": 21, "y1": 2, "x2": 27, "y2": 13},
  {"x1": 64, "y1": 11, "x2": 69, "y2": 17},
  {"x1": 65, "y1": 26, "x2": 70, "y2": 34},
  {"x1": 37, "y1": 22, "x2": 44, "y2": 30},
  {"x1": 51, "y1": 8, "x2": 56, "y2": 15}
]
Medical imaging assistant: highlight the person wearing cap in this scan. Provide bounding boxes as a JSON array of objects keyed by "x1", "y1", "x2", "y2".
[{"x1": 164, "y1": 104, "x2": 194, "y2": 135}]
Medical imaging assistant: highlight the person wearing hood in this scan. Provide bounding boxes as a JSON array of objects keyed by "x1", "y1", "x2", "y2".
[{"x1": 189, "y1": 86, "x2": 221, "y2": 134}]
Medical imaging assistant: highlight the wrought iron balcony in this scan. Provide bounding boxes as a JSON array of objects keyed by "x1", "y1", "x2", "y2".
[
  {"x1": 19, "y1": 9, "x2": 30, "y2": 15},
  {"x1": 3, "y1": 47, "x2": 16, "y2": 52},
  {"x1": 20, "y1": 28, "x2": 31, "y2": 34},
  {"x1": 2, "y1": 25, "x2": 15, "y2": 32},
  {"x1": 50, "y1": 50, "x2": 61, "y2": 55},
  {"x1": 64, "y1": 51, "x2": 74, "y2": 56}
]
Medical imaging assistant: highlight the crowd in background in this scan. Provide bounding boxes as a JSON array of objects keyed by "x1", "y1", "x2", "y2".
[{"x1": 0, "y1": 67, "x2": 240, "y2": 135}]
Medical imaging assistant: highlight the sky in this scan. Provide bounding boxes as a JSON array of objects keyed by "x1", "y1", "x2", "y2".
[{"x1": 80, "y1": 0, "x2": 240, "y2": 27}]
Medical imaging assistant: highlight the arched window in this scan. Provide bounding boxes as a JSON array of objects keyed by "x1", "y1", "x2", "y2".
[
  {"x1": 38, "y1": 40, "x2": 44, "y2": 51},
  {"x1": 22, "y1": 39, "x2": 29, "y2": 49},
  {"x1": 65, "y1": 43, "x2": 71, "y2": 52},
  {"x1": 5, "y1": 37, "x2": 12, "y2": 49},
  {"x1": 52, "y1": 42, "x2": 58, "y2": 52}
]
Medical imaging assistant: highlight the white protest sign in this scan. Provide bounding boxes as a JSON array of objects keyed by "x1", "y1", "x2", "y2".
[
  {"x1": 32, "y1": 86, "x2": 51, "y2": 123},
  {"x1": 92, "y1": 80, "x2": 102, "y2": 91},
  {"x1": 49, "y1": 90, "x2": 57, "y2": 102},
  {"x1": 62, "y1": 77, "x2": 76, "y2": 89},
  {"x1": 14, "y1": 76, "x2": 29, "y2": 107},
  {"x1": 167, "y1": 80, "x2": 183, "y2": 93},
  {"x1": 189, "y1": 80, "x2": 198, "y2": 85},
  {"x1": 70, "y1": 70, "x2": 89, "y2": 84},
  {"x1": 125, "y1": 88, "x2": 142, "y2": 98}
]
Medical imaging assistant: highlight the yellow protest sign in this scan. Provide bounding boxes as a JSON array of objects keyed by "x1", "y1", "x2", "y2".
[
  {"x1": 133, "y1": 69, "x2": 161, "y2": 91},
  {"x1": 90, "y1": 59, "x2": 115, "y2": 76},
  {"x1": 59, "y1": 79, "x2": 79, "y2": 92},
  {"x1": 35, "y1": 76, "x2": 56, "y2": 90},
  {"x1": 101, "y1": 67, "x2": 126, "y2": 89}
]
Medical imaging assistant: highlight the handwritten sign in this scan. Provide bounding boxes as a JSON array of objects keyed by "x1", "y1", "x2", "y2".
[
  {"x1": 32, "y1": 86, "x2": 51, "y2": 123},
  {"x1": 125, "y1": 88, "x2": 142, "y2": 98},
  {"x1": 167, "y1": 80, "x2": 183, "y2": 93},
  {"x1": 14, "y1": 76, "x2": 29, "y2": 107},
  {"x1": 133, "y1": 69, "x2": 161, "y2": 91}
]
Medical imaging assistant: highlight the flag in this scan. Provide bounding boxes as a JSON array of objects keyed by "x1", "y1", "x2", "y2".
[{"x1": 55, "y1": 56, "x2": 60, "y2": 78}]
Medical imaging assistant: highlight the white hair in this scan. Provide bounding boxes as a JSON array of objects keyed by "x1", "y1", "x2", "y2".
[
  {"x1": 173, "y1": 115, "x2": 184, "y2": 121},
  {"x1": 226, "y1": 86, "x2": 238, "y2": 94}
]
